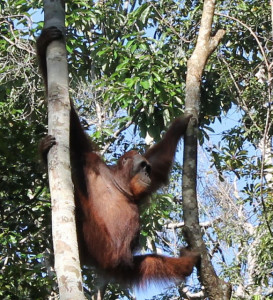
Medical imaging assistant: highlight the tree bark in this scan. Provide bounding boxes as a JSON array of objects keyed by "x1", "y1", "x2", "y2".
[
  {"x1": 42, "y1": 0, "x2": 85, "y2": 299},
  {"x1": 182, "y1": 0, "x2": 231, "y2": 299}
]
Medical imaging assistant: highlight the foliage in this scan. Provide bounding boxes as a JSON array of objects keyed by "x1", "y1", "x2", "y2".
[
  {"x1": 0, "y1": 2, "x2": 55, "y2": 298},
  {"x1": 0, "y1": 0, "x2": 273, "y2": 299}
]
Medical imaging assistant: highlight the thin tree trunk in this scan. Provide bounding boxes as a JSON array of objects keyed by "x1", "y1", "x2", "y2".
[
  {"x1": 182, "y1": 0, "x2": 231, "y2": 299},
  {"x1": 42, "y1": 0, "x2": 85, "y2": 298}
]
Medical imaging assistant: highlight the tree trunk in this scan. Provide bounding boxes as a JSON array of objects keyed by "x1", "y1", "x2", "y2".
[
  {"x1": 42, "y1": 0, "x2": 85, "y2": 299},
  {"x1": 182, "y1": 0, "x2": 231, "y2": 299}
]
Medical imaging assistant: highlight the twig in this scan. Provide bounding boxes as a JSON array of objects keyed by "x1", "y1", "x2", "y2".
[
  {"x1": 100, "y1": 118, "x2": 134, "y2": 155},
  {"x1": 150, "y1": 2, "x2": 192, "y2": 43},
  {"x1": 215, "y1": 12, "x2": 269, "y2": 70}
]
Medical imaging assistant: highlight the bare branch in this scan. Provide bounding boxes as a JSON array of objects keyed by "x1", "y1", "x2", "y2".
[
  {"x1": 182, "y1": 1, "x2": 231, "y2": 299},
  {"x1": 165, "y1": 217, "x2": 221, "y2": 229}
]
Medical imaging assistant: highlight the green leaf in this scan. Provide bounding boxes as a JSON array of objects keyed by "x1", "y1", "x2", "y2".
[{"x1": 140, "y1": 79, "x2": 150, "y2": 89}]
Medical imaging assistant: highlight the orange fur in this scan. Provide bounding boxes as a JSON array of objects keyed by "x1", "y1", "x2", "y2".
[{"x1": 37, "y1": 26, "x2": 197, "y2": 287}]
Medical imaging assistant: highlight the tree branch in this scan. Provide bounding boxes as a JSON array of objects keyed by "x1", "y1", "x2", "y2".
[
  {"x1": 42, "y1": 0, "x2": 85, "y2": 298},
  {"x1": 182, "y1": 0, "x2": 231, "y2": 299},
  {"x1": 164, "y1": 217, "x2": 221, "y2": 229}
]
